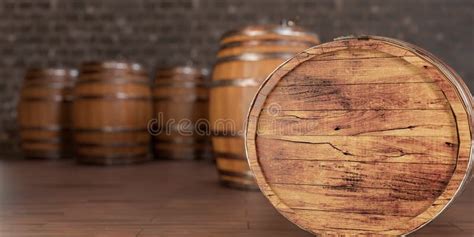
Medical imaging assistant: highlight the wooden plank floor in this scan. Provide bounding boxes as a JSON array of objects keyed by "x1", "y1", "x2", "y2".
[{"x1": 0, "y1": 159, "x2": 472, "y2": 237}]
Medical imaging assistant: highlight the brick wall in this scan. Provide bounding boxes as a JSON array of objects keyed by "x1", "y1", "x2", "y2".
[{"x1": 0, "y1": 0, "x2": 472, "y2": 156}]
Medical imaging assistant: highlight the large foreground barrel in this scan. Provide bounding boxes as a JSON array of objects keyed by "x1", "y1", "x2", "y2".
[
  {"x1": 210, "y1": 23, "x2": 320, "y2": 189},
  {"x1": 245, "y1": 36, "x2": 473, "y2": 236},
  {"x1": 152, "y1": 66, "x2": 211, "y2": 160},
  {"x1": 17, "y1": 68, "x2": 78, "y2": 159},
  {"x1": 72, "y1": 61, "x2": 152, "y2": 165}
]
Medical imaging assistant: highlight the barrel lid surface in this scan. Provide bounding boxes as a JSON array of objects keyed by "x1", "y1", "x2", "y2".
[{"x1": 245, "y1": 36, "x2": 473, "y2": 236}]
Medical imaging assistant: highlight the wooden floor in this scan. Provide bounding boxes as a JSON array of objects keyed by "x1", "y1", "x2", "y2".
[{"x1": 0, "y1": 159, "x2": 472, "y2": 237}]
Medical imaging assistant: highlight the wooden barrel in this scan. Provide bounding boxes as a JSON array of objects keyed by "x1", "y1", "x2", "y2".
[
  {"x1": 210, "y1": 22, "x2": 320, "y2": 189},
  {"x1": 245, "y1": 36, "x2": 473, "y2": 236},
  {"x1": 152, "y1": 66, "x2": 211, "y2": 160},
  {"x1": 72, "y1": 61, "x2": 152, "y2": 165},
  {"x1": 17, "y1": 68, "x2": 78, "y2": 159}
]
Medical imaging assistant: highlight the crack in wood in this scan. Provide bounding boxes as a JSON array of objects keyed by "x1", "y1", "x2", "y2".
[
  {"x1": 266, "y1": 137, "x2": 354, "y2": 156},
  {"x1": 351, "y1": 125, "x2": 417, "y2": 136},
  {"x1": 269, "y1": 157, "x2": 456, "y2": 165},
  {"x1": 269, "y1": 182, "x2": 442, "y2": 192},
  {"x1": 246, "y1": 39, "x2": 472, "y2": 236}
]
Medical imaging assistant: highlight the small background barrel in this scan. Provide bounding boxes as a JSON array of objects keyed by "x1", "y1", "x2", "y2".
[
  {"x1": 245, "y1": 36, "x2": 473, "y2": 236},
  {"x1": 72, "y1": 61, "x2": 152, "y2": 165},
  {"x1": 17, "y1": 68, "x2": 78, "y2": 159},
  {"x1": 152, "y1": 66, "x2": 211, "y2": 160},
  {"x1": 210, "y1": 21, "x2": 320, "y2": 189}
]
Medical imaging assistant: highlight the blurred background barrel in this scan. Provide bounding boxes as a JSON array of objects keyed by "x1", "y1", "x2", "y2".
[
  {"x1": 210, "y1": 21, "x2": 320, "y2": 189},
  {"x1": 72, "y1": 61, "x2": 152, "y2": 165},
  {"x1": 17, "y1": 68, "x2": 78, "y2": 159},
  {"x1": 153, "y1": 66, "x2": 211, "y2": 160}
]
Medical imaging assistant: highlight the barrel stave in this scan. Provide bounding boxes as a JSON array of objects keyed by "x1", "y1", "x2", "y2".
[
  {"x1": 210, "y1": 24, "x2": 320, "y2": 189},
  {"x1": 18, "y1": 68, "x2": 77, "y2": 159},
  {"x1": 153, "y1": 66, "x2": 211, "y2": 160},
  {"x1": 73, "y1": 61, "x2": 152, "y2": 165}
]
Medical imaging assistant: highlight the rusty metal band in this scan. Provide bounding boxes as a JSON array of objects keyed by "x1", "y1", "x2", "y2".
[
  {"x1": 73, "y1": 127, "x2": 148, "y2": 133},
  {"x1": 154, "y1": 138, "x2": 210, "y2": 145},
  {"x1": 153, "y1": 81, "x2": 209, "y2": 88},
  {"x1": 20, "y1": 125, "x2": 69, "y2": 131},
  {"x1": 220, "y1": 39, "x2": 317, "y2": 50},
  {"x1": 20, "y1": 96, "x2": 74, "y2": 102},
  {"x1": 76, "y1": 78, "x2": 151, "y2": 86},
  {"x1": 215, "y1": 52, "x2": 296, "y2": 65},
  {"x1": 214, "y1": 152, "x2": 246, "y2": 160},
  {"x1": 76, "y1": 141, "x2": 149, "y2": 148},
  {"x1": 153, "y1": 96, "x2": 208, "y2": 102},
  {"x1": 209, "y1": 78, "x2": 260, "y2": 88},
  {"x1": 74, "y1": 94, "x2": 151, "y2": 100},
  {"x1": 210, "y1": 130, "x2": 243, "y2": 137},
  {"x1": 217, "y1": 169, "x2": 255, "y2": 179}
]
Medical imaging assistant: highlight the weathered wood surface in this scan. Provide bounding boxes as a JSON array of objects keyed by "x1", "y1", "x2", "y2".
[
  {"x1": 17, "y1": 68, "x2": 78, "y2": 159},
  {"x1": 210, "y1": 24, "x2": 320, "y2": 189},
  {"x1": 72, "y1": 61, "x2": 152, "y2": 165},
  {"x1": 257, "y1": 110, "x2": 457, "y2": 137},
  {"x1": 245, "y1": 36, "x2": 473, "y2": 236}
]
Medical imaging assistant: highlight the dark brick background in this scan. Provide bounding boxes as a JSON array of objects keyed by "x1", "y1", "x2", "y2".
[{"x1": 0, "y1": 0, "x2": 472, "y2": 157}]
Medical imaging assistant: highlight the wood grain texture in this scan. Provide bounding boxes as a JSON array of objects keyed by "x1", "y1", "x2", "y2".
[
  {"x1": 17, "y1": 68, "x2": 78, "y2": 159},
  {"x1": 0, "y1": 160, "x2": 471, "y2": 237},
  {"x1": 245, "y1": 36, "x2": 473, "y2": 236},
  {"x1": 72, "y1": 61, "x2": 152, "y2": 165},
  {"x1": 210, "y1": 24, "x2": 320, "y2": 189},
  {"x1": 153, "y1": 66, "x2": 211, "y2": 160}
]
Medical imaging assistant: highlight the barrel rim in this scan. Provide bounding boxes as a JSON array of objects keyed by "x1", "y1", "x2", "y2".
[
  {"x1": 220, "y1": 24, "x2": 320, "y2": 42},
  {"x1": 219, "y1": 39, "x2": 319, "y2": 50},
  {"x1": 80, "y1": 60, "x2": 146, "y2": 73},
  {"x1": 244, "y1": 35, "x2": 474, "y2": 236},
  {"x1": 25, "y1": 67, "x2": 79, "y2": 80}
]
